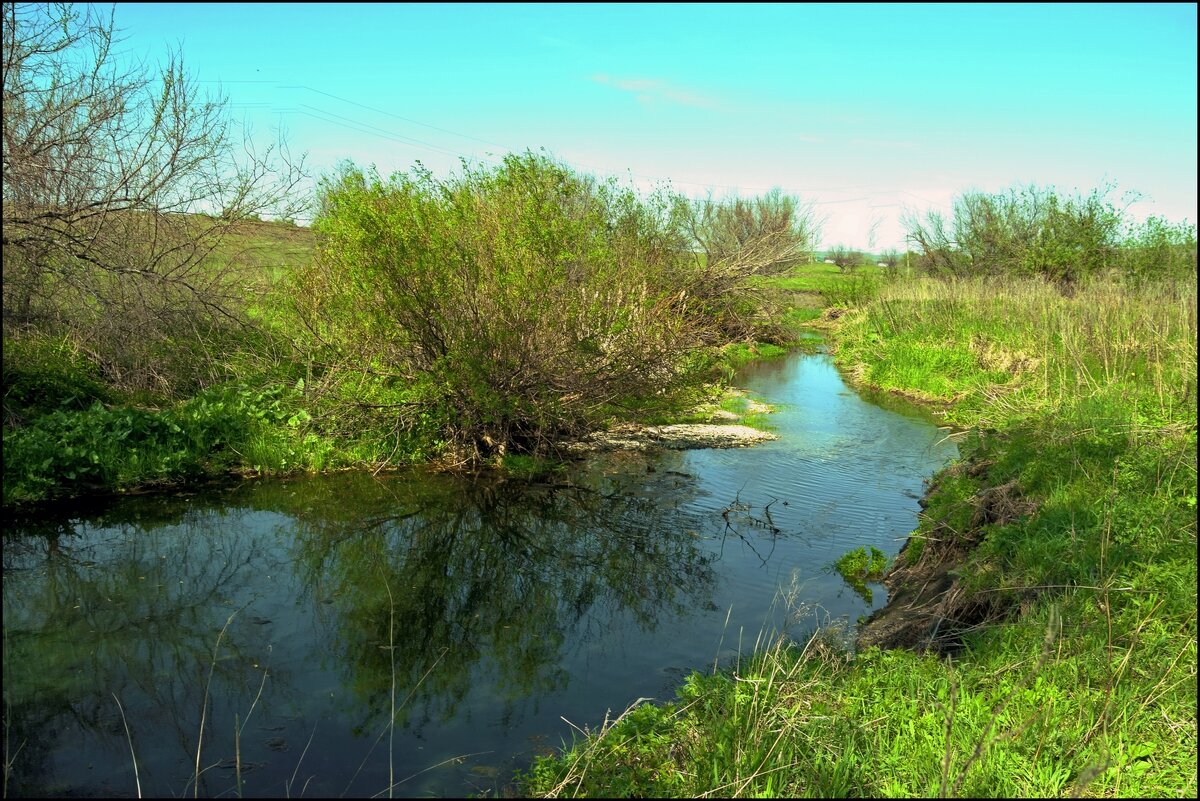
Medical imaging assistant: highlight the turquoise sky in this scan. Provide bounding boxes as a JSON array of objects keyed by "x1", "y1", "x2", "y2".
[{"x1": 112, "y1": 2, "x2": 1196, "y2": 249}]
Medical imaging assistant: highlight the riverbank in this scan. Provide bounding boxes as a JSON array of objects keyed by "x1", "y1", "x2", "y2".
[
  {"x1": 3, "y1": 345, "x2": 956, "y2": 799},
  {"x1": 0, "y1": 359, "x2": 783, "y2": 507},
  {"x1": 519, "y1": 274, "x2": 1197, "y2": 797}
]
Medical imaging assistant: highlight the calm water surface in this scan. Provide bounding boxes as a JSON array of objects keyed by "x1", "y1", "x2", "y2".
[{"x1": 2, "y1": 351, "x2": 957, "y2": 797}]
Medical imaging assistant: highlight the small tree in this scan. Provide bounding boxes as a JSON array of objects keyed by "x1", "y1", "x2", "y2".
[
  {"x1": 826, "y1": 245, "x2": 864, "y2": 273},
  {"x1": 680, "y1": 188, "x2": 816, "y2": 341},
  {"x1": 2, "y1": 2, "x2": 307, "y2": 394},
  {"x1": 878, "y1": 248, "x2": 902, "y2": 275}
]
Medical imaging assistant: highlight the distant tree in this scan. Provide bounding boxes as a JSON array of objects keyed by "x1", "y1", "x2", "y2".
[
  {"x1": 877, "y1": 248, "x2": 902, "y2": 276},
  {"x1": 2, "y1": 2, "x2": 307, "y2": 393},
  {"x1": 826, "y1": 245, "x2": 864, "y2": 273},
  {"x1": 902, "y1": 185, "x2": 1124, "y2": 284},
  {"x1": 682, "y1": 188, "x2": 817, "y2": 340}
]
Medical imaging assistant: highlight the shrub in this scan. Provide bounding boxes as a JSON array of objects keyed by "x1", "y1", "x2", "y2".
[
  {"x1": 835, "y1": 546, "x2": 889, "y2": 603},
  {"x1": 904, "y1": 185, "x2": 1123, "y2": 283},
  {"x1": 299, "y1": 152, "x2": 719, "y2": 462}
]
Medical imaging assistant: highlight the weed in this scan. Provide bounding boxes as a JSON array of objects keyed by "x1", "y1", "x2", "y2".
[{"x1": 835, "y1": 546, "x2": 889, "y2": 603}]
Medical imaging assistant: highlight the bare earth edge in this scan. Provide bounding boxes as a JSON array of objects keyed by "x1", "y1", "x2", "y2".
[{"x1": 564, "y1": 421, "x2": 778, "y2": 453}]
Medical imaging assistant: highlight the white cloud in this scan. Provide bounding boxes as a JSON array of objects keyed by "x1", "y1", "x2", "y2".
[{"x1": 590, "y1": 74, "x2": 721, "y2": 110}]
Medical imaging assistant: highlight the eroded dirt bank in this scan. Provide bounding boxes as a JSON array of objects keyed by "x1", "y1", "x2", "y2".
[{"x1": 857, "y1": 455, "x2": 1038, "y2": 653}]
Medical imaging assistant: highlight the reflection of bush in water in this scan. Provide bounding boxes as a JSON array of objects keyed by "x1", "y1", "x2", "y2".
[
  {"x1": 288, "y1": 471, "x2": 718, "y2": 731},
  {"x1": 3, "y1": 507, "x2": 279, "y2": 797}
]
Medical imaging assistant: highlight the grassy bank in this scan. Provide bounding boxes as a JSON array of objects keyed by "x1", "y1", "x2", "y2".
[
  {"x1": 3, "y1": 187, "x2": 814, "y2": 507},
  {"x1": 519, "y1": 274, "x2": 1197, "y2": 797}
]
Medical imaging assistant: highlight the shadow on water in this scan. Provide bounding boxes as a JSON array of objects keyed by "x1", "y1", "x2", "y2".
[{"x1": 2, "y1": 351, "x2": 958, "y2": 798}]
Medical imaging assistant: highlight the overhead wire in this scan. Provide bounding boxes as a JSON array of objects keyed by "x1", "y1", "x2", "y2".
[{"x1": 210, "y1": 78, "x2": 946, "y2": 242}]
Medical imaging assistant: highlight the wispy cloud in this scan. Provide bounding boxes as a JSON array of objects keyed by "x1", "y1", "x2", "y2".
[
  {"x1": 590, "y1": 74, "x2": 720, "y2": 110},
  {"x1": 536, "y1": 34, "x2": 576, "y2": 50},
  {"x1": 848, "y1": 136, "x2": 917, "y2": 149}
]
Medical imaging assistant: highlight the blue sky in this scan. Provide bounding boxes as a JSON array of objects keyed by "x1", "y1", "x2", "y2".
[{"x1": 112, "y1": 2, "x2": 1196, "y2": 249}]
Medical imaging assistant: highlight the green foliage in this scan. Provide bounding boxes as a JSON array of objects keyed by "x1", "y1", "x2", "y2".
[
  {"x1": 714, "y1": 341, "x2": 788, "y2": 380},
  {"x1": 2, "y1": 334, "x2": 109, "y2": 422},
  {"x1": 835, "y1": 546, "x2": 888, "y2": 582},
  {"x1": 300, "y1": 151, "x2": 724, "y2": 462},
  {"x1": 835, "y1": 546, "x2": 889, "y2": 603},
  {"x1": 1118, "y1": 215, "x2": 1198, "y2": 285},
  {"x1": 904, "y1": 184, "x2": 1197, "y2": 286},
  {"x1": 0, "y1": 378, "x2": 398, "y2": 504},
  {"x1": 4, "y1": 402, "x2": 211, "y2": 504}
]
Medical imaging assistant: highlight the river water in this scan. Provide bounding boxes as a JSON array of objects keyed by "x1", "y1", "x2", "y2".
[{"x1": 2, "y1": 351, "x2": 957, "y2": 797}]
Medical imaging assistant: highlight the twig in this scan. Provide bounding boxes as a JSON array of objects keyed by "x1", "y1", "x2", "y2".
[
  {"x1": 285, "y1": 722, "x2": 318, "y2": 798},
  {"x1": 195, "y1": 608, "x2": 242, "y2": 798}
]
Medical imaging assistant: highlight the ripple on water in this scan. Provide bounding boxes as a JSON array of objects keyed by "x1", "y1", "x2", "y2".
[{"x1": 1, "y1": 352, "x2": 956, "y2": 799}]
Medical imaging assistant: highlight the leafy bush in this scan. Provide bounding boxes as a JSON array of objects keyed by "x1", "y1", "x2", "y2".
[
  {"x1": 299, "y1": 152, "x2": 723, "y2": 462},
  {"x1": 904, "y1": 184, "x2": 1198, "y2": 287},
  {"x1": 1119, "y1": 215, "x2": 1197, "y2": 285},
  {"x1": 1, "y1": 380, "x2": 320, "y2": 504}
]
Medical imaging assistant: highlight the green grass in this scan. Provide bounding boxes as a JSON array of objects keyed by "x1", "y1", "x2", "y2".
[
  {"x1": 520, "y1": 273, "x2": 1198, "y2": 798},
  {"x1": 719, "y1": 341, "x2": 790, "y2": 372},
  {"x1": 640, "y1": 386, "x2": 777, "y2": 431},
  {"x1": 835, "y1": 546, "x2": 889, "y2": 603}
]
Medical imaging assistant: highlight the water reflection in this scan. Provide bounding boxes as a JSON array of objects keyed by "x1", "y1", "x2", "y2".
[
  {"x1": 2, "y1": 468, "x2": 717, "y2": 797},
  {"x1": 4, "y1": 502, "x2": 296, "y2": 796},
  {"x1": 3, "y1": 351, "x2": 959, "y2": 798},
  {"x1": 286, "y1": 473, "x2": 717, "y2": 735}
]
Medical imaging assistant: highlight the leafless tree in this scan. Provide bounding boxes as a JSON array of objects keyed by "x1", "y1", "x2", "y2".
[
  {"x1": 680, "y1": 188, "x2": 816, "y2": 340},
  {"x1": 825, "y1": 245, "x2": 863, "y2": 273},
  {"x1": 2, "y1": 2, "x2": 307, "y2": 393},
  {"x1": 686, "y1": 188, "x2": 814, "y2": 278},
  {"x1": 900, "y1": 207, "x2": 965, "y2": 277}
]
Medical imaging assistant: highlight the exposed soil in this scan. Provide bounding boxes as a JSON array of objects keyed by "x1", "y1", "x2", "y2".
[
  {"x1": 566, "y1": 422, "x2": 777, "y2": 453},
  {"x1": 856, "y1": 458, "x2": 1039, "y2": 654}
]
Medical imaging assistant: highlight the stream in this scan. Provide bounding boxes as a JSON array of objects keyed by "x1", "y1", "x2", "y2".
[{"x1": 2, "y1": 350, "x2": 958, "y2": 797}]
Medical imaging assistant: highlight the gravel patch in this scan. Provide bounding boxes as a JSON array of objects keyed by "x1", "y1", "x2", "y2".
[{"x1": 567, "y1": 423, "x2": 777, "y2": 453}]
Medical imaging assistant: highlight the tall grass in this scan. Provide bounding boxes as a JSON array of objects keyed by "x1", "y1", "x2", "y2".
[
  {"x1": 522, "y1": 273, "x2": 1198, "y2": 797},
  {"x1": 839, "y1": 275, "x2": 1196, "y2": 421}
]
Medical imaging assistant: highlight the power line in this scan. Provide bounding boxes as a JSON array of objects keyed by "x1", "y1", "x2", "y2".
[
  {"x1": 216, "y1": 79, "x2": 952, "y2": 226},
  {"x1": 296, "y1": 104, "x2": 475, "y2": 161},
  {"x1": 277, "y1": 84, "x2": 513, "y2": 152}
]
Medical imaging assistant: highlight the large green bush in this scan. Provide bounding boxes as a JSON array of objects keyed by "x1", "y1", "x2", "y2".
[{"x1": 299, "y1": 152, "x2": 722, "y2": 462}]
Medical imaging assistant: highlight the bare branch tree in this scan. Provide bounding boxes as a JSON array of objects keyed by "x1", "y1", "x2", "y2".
[
  {"x1": 825, "y1": 245, "x2": 863, "y2": 274},
  {"x1": 680, "y1": 188, "x2": 816, "y2": 340},
  {"x1": 2, "y1": 2, "x2": 308, "y2": 394}
]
